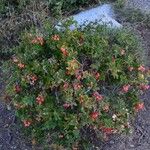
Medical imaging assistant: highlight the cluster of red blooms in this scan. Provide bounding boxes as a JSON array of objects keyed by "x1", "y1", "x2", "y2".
[
  {"x1": 93, "y1": 91, "x2": 103, "y2": 101},
  {"x1": 128, "y1": 66, "x2": 134, "y2": 72},
  {"x1": 134, "y1": 102, "x2": 144, "y2": 111},
  {"x1": 23, "y1": 119, "x2": 32, "y2": 127},
  {"x1": 60, "y1": 47, "x2": 68, "y2": 56},
  {"x1": 128, "y1": 65, "x2": 147, "y2": 72},
  {"x1": 27, "y1": 74, "x2": 38, "y2": 85},
  {"x1": 36, "y1": 95, "x2": 45, "y2": 105},
  {"x1": 138, "y1": 65, "x2": 146, "y2": 72},
  {"x1": 90, "y1": 111, "x2": 99, "y2": 120},
  {"x1": 31, "y1": 36, "x2": 44, "y2": 46},
  {"x1": 75, "y1": 70, "x2": 82, "y2": 80},
  {"x1": 73, "y1": 82, "x2": 82, "y2": 90},
  {"x1": 101, "y1": 127, "x2": 115, "y2": 134},
  {"x1": 63, "y1": 82, "x2": 69, "y2": 90},
  {"x1": 51, "y1": 34, "x2": 60, "y2": 41},
  {"x1": 121, "y1": 84, "x2": 131, "y2": 93},
  {"x1": 12, "y1": 56, "x2": 25, "y2": 69},
  {"x1": 139, "y1": 84, "x2": 149, "y2": 91}
]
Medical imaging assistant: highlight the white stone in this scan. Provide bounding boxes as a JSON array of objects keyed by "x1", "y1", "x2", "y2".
[{"x1": 56, "y1": 4, "x2": 122, "y2": 30}]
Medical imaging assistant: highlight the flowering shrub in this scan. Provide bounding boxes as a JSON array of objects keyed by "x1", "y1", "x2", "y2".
[{"x1": 3, "y1": 21, "x2": 150, "y2": 149}]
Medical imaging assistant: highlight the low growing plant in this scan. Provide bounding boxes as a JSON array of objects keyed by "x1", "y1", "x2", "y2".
[{"x1": 3, "y1": 21, "x2": 150, "y2": 149}]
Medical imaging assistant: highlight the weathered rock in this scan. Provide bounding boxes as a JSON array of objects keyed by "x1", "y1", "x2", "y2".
[{"x1": 57, "y1": 4, "x2": 122, "y2": 30}]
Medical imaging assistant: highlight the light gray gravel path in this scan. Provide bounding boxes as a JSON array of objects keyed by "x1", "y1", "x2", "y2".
[{"x1": 125, "y1": 0, "x2": 150, "y2": 13}]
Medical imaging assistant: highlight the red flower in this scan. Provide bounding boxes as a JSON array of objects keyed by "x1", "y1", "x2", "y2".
[
  {"x1": 134, "y1": 102, "x2": 144, "y2": 111},
  {"x1": 73, "y1": 82, "x2": 82, "y2": 90},
  {"x1": 23, "y1": 119, "x2": 31, "y2": 127},
  {"x1": 101, "y1": 127, "x2": 114, "y2": 134},
  {"x1": 63, "y1": 82, "x2": 69, "y2": 90},
  {"x1": 90, "y1": 111, "x2": 99, "y2": 120},
  {"x1": 36, "y1": 95, "x2": 44, "y2": 105},
  {"x1": 122, "y1": 84, "x2": 130, "y2": 93},
  {"x1": 138, "y1": 65, "x2": 146, "y2": 72},
  {"x1": 63, "y1": 103, "x2": 71, "y2": 109},
  {"x1": 93, "y1": 91, "x2": 103, "y2": 101},
  {"x1": 60, "y1": 47, "x2": 68, "y2": 56},
  {"x1": 31, "y1": 36, "x2": 44, "y2": 46},
  {"x1": 51, "y1": 34, "x2": 60, "y2": 41},
  {"x1": 128, "y1": 66, "x2": 134, "y2": 72},
  {"x1": 18, "y1": 63, "x2": 25, "y2": 69},
  {"x1": 14, "y1": 85, "x2": 21, "y2": 93},
  {"x1": 75, "y1": 70, "x2": 82, "y2": 80},
  {"x1": 30, "y1": 75, "x2": 38, "y2": 85},
  {"x1": 93, "y1": 71, "x2": 100, "y2": 80},
  {"x1": 139, "y1": 84, "x2": 149, "y2": 91}
]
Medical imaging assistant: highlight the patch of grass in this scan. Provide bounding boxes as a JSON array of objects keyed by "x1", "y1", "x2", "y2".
[{"x1": 117, "y1": 8, "x2": 150, "y2": 28}]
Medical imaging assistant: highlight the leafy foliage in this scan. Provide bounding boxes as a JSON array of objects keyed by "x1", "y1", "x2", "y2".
[{"x1": 3, "y1": 21, "x2": 150, "y2": 149}]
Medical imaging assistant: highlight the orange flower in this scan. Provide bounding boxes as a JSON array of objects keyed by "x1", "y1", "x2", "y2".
[
  {"x1": 36, "y1": 95, "x2": 44, "y2": 105},
  {"x1": 128, "y1": 66, "x2": 134, "y2": 72},
  {"x1": 18, "y1": 63, "x2": 25, "y2": 69},
  {"x1": 31, "y1": 75, "x2": 38, "y2": 81},
  {"x1": 134, "y1": 102, "x2": 144, "y2": 111},
  {"x1": 122, "y1": 84, "x2": 130, "y2": 93},
  {"x1": 60, "y1": 47, "x2": 68, "y2": 56},
  {"x1": 73, "y1": 82, "x2": 82, "y2": 90},
  {"x1": 90, "y1": 111, "x2": 99, "y2": 120},
  {"x1": 51, "y1": 34, "x2": 60, "y2": 41},
  {"x1": 31, "y1": 36, "x2": 44, "y2": 46},
  {"x1": 63, "y1": 82, "x2": 69, "y2": 90},
  {"x1": 79, "y1": 95, "x2": 84, "y2": 104},
  {"x1": 27, "y1": 74, "x2": 38, "y2": 85},
  {"x1": 138, "y1": 65, "x2": 146, "y2": 72},
  {"x1": 101, "y1": 127, "x2": 114, "y2": 134},
  {"x1": 23, "y1": 119, "x2": 32, "y2": 127},
  {"x1": 93, "y1": 91, "x2": 103, "y2": 101},
  {"x1": 75, "y1": 70, "x2": 82, "y2": 80},
  {"x1": 30, "y1": 74, "x2": 38, "y2": 85}
]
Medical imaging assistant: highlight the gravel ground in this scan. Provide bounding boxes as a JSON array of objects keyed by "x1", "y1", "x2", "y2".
[{"x1": 125, "y1": 0, "x2": 150, "y2": 13}]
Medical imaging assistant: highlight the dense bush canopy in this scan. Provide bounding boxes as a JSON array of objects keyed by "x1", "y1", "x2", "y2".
[{"x1": 3, "y1": 21, "x2": 149, "y2": 149}]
